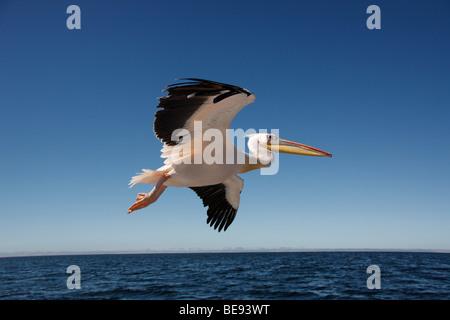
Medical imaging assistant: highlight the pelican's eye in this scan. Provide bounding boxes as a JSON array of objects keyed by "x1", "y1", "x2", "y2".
[{"x1": 267, "y1": 135, "x2": 278, "y2": 144}]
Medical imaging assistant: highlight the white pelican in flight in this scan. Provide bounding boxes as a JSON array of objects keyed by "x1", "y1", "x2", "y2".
[{"x1": 127, "y1": 79, "x2": 331, "y2": 232}]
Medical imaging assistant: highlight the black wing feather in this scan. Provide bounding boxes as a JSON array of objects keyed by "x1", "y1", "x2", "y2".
[{"x1": 190, "y1": 183, "x2": 238, "y2": 232}]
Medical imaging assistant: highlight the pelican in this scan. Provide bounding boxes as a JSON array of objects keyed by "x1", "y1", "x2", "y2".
[{"x1": 127, "y1": 78, "x2": 331, "y2": 232}]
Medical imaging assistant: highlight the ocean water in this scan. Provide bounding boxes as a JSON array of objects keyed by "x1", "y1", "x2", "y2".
[{"x1": 0, "y1": 252, "x2": 448, "y2": 300}]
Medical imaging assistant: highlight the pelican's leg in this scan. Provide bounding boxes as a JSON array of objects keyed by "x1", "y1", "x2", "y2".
[{"x1": 127, "y1": 172, "x2": 170, "y2": 214}]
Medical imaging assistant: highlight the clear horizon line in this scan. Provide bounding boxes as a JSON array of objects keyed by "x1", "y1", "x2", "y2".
[{"x1": 1, "y1": 247, "x2": 449, "y2": 258}]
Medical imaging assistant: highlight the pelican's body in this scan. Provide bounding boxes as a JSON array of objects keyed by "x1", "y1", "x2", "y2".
[
  {"x1": 152, "y1": 138, "x2": 254, "y2": 188},
  {"x1": 128, "y1": 79, "x2": 331, "y2": 231}
]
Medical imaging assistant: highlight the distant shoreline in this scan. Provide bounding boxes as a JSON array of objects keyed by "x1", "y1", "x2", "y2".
[{"x1": 1, "y1": 248, "x2": 449, "y2": 258}]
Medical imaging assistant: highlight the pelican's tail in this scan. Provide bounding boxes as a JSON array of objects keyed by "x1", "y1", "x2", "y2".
[{"x1": 129, "y1": 169, "x2": 166, "y2": 188}]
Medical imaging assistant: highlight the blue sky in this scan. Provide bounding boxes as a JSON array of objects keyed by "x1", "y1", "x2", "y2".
[{"x1": 0, "y1": 0, "x2": 449, "y2": 255}]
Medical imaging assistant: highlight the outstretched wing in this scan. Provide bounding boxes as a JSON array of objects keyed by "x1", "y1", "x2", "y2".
[
  {"x1": 154, "y1": 78, "x2": 255, "y2": 147},
  {"x1": 190, "y1": 175, "x2": 244, "y2": 232}
]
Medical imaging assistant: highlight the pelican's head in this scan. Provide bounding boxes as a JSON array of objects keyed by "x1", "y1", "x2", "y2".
[{"x1": 251, "y1": 133, "x2": 332, "y2": 158}]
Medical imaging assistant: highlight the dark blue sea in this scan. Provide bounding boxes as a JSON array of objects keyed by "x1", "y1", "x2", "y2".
[{"x1": 0, "y1": 252, "x2": 448, "y2": 300}]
